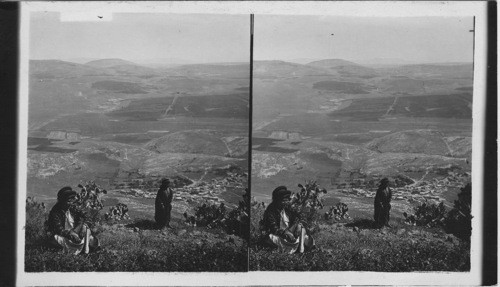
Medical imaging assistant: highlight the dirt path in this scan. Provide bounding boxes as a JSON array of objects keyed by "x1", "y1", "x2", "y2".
[
  {"x1": 253, "y1": 115, "x2": 287, "y2": 131},
  {"x1": 221, "y1": 139, "x2": 232, "y2": 156},
  {"x1": 29, "y1": 113, "x2": 71, "y2": 131},
  {"x1": 163, "y1": 94, "x2": 180, "y2": 117},
  {"x1": 442, "y1": 138, "x2": 454, "y2": 157},
  {"x1": 384, "y1": 96, "x2": 399, "y2": 117}
]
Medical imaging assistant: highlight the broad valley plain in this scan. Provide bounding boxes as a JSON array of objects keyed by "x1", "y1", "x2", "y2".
[
  {"x1": 28, "y1": 58, "x2": 249, "y2": 222},
  {"x1": 252, "y1": 58, "x2": 472, "y2": 216}
]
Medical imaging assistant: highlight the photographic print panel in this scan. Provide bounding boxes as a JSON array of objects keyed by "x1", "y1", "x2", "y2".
[{"x1": 23, "y1": 9, "x2": 250, "y2": 273}]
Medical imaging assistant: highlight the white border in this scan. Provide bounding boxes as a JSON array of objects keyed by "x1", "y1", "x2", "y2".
[{"x1": 18, "y1": 1, "x2": 487, "y2": 286}]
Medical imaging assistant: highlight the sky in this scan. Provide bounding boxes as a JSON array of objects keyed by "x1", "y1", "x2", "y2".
[
  {"x1": 30, "y1": 12, "x2": 250, "y2": 64},
  {"x1": 30, "y1": 13, "x2": 473, "y2": 65},
  {"x1": 254, "y1": 15, "x2": 474, "y2": 64}
]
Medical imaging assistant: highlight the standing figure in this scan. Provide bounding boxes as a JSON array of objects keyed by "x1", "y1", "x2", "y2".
[
  {"x1": 155, "y1": 178, "x2": 174, "y2": 229},
  {"x1": 48, "y1": 187, "x2": 100, "y2": 255},
  {"x1": 374, "y1": 177, "x2": 392, "y2": 228},
  {"x1": 262, "y1": 186, "x2": 315, "y2": 254}
]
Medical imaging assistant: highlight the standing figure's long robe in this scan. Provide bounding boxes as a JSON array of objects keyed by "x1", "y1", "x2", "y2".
[
  {"x1": 374, "y1": 185, "x2": 392, "y2": 227},
  {"x1": 155, "y1": 186, "x2": 173, "y2": 228}
]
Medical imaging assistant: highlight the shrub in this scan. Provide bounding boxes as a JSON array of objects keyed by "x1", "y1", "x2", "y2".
[
  {"x1": 194, "y1": 202, "x2": 226, "y2": 229},
  {"x1": 105, "y1": 203, "x2": 130, "y2": 221},
  {"x1": 250, "y1": 201, "x2": 266, "y2": 243},
  {"x1": 445, "y1": 183, "x2": 472, "y2": 240},
  {"x1": 403, "y1": 182, "x2": 472, "y2": 241},
  {"x1": 74, "y1": 181, "x2": 107, "y2": 227},
  {"x1": 291, "y1": 181, "x2": 327, "y2": 232},
  {"x1": 188, "y1": 189, "x2": 249, "y2": 239},
  {"x1": 324, "y1": 202, "x2": 350, "y2": 221},
  {"x1": 293, "y1": 181, "x2": 327, "y2": 210},
  {"x1": 225, "y1": 189, "x2": 250, "y2": 239},
  {"x1": 25, "y1": 197, "x2": 48, "y2": 245},
  {"x1": 403, "y1": 200, "x2": 447, "y2": 228}
]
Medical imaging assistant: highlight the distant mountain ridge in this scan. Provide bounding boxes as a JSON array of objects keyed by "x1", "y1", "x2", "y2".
[
  {"x1": 307, "y1": 59, "x2": 378, "y2": 78},
  {"x1": 64, "y1": 57, "x2": 100, "y2": 64},
  {"x1": 30, "y1": 59, "x2": 105, "y2": 78},
  {"x1": 253, "y1": 60, "x2": 333, "y2": 78},
  {"x1": 85, "y1": 58, "x2": 138, "y2": 68},
  {"x1": 307, "y1": 58, "x2": 362, "y2": 67}
]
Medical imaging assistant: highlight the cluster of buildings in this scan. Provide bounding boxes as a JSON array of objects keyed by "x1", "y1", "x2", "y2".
[
  {"x1": 337, "y1": 171, "x2": 470, "y2": 204},
  {"x1": 114, "y1": 171, "x2": 247, "y2": 206}
]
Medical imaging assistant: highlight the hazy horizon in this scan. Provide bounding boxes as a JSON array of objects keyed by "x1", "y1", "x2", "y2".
[
  {"x1": 255, "y1": 15, "x2": 474, "y2": 64},
  {"x1": 31, "y1": 13, "x2": 474, "y2": 66},
  {"x1": 29, "y1": 56, "x2": 473, "y2": 67},
  {"x1": 28, "y1": 57, "x2": 251, "y2": 65},
  {"x1": 30, "y1": 12, "x2": 250, "y2": 64}
]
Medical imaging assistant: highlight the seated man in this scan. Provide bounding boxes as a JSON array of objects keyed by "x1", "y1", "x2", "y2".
[
  {"x1": 262, "y1": 186, "x2": 315, "y2": 254},
  {"x1": 47, "y1": 187, "x2": 99, "y2": 255}
]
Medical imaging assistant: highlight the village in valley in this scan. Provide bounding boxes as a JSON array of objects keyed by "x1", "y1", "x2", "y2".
[{"x1": 335, "y1": 169, "x2": 470, "y2": 204}]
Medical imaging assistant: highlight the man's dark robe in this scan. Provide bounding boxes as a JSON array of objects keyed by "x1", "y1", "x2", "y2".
[
  {"x1": 48, "y1": 202, "x2": 84, "y2": 238},
  {"x1": 262, "y1": 202, "x2": 300, "y2": 237},
  {"x1": 47, "y1": 202, "x2": 99, "y2": 254},
  {"x1": 374, "y1": 185, "x2": 392, "y2": 227},
  {"x1": 155, "y1": 186, "x2": 173, "y2": 228}
]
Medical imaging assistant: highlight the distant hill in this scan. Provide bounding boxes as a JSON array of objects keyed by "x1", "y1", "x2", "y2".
[
  {"x1": 30, "y1": 59, "x2": 106, "y2": 79},
  {"x1": 286, "y1": 58, "x2": 322, "y2": 64},
  {"x1": 143, "y1": 130, "x2": 229, "y2": 156},
  {"x1": 365, "y1": 129, "x2": 450, "y2": 156},
  {"x1": 307, "y1": 59, "x2": 378, "y2": 79},
  {"x1": 135, "y1": 58, "x2": 194, "y2": 67},
  {"x1": 390, "y1": 63, "x2": 473, "y2": 79},
  {"x1": 65, "y1": 57, "x2": 100, "y2": 64},
  {"x1": 85, "y1": 59, "x2": 158, "y2": 76},
  {"x1": 168, "y1": 63, "x2": 249, "y2": 78},
  {"x1": 356, "y1": 58, "x2": 419, "y2": 66},
  {"x1": 85, "y1": 58, "x2": 138, "y2": 68},
  {"x1": 307, "y1": 59, "x2": 362, "y2": 68},
  {"x1": 254, "y1": 60, "x2": 331, "y2": 78}
]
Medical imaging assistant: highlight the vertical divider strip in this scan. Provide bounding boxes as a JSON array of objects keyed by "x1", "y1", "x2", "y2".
[{"x1": 247, "y1": 13, "x2": 254, "y2": 269}]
